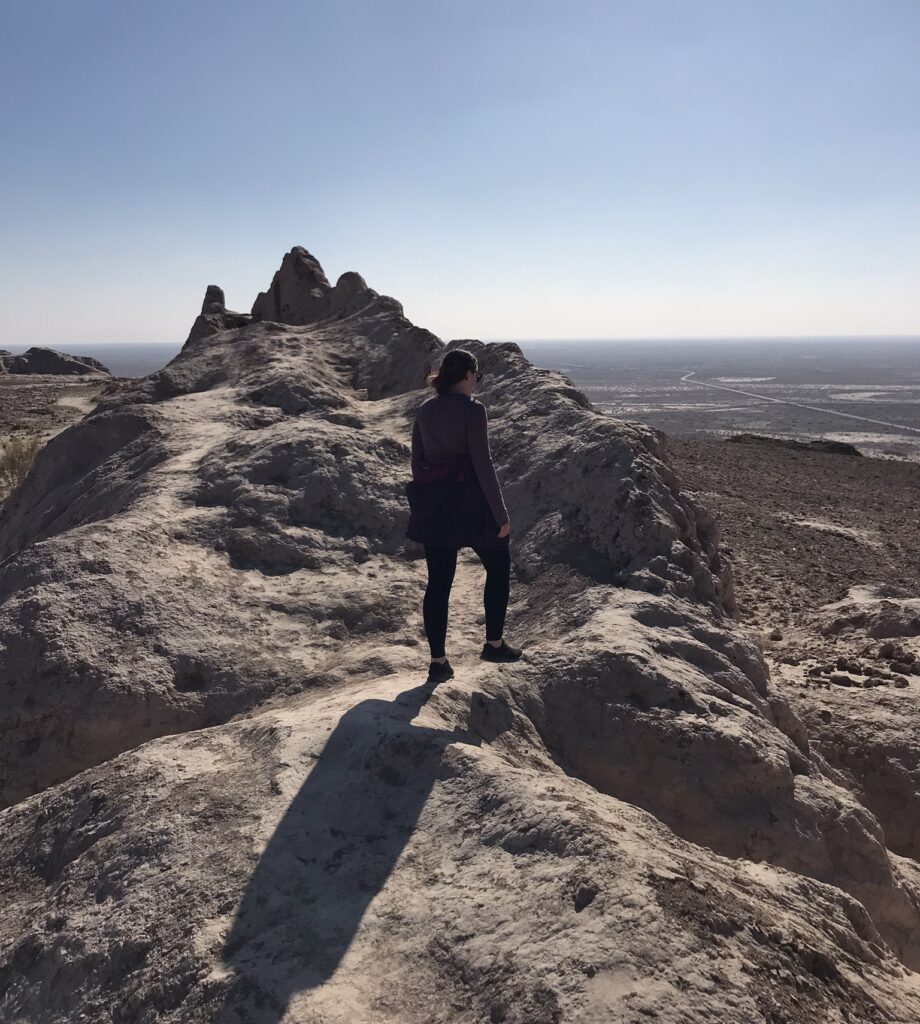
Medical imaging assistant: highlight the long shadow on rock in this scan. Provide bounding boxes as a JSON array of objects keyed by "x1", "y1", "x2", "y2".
[{"x1": 217, "y1": 679, "x2": 490, "y2": 1021}]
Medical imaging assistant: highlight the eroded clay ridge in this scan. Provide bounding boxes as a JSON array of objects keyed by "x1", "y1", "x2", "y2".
[
  {"x1": 2, "y1": 247, "x2": 919, "y2": 1021},
  {"x1": 0, "y1": 245, "x2": 731, "y2": 805}
]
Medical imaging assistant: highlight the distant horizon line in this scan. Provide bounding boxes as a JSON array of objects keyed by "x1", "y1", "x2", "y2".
[
  {"x1": 4, "y1": 333, "x2": 920, "y2": 349},
  {"x1": 499, "y1": 334, "x2": 920, "y2": 344}
]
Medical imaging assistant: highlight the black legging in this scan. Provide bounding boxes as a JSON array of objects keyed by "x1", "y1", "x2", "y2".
[{"x1": 423, "y1": 544, "x2": 511, "y2": 659}]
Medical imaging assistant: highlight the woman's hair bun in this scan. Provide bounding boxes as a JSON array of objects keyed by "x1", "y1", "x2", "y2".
[{"x1": 427, "y1": 348, "x2": 477, "y2": 395}]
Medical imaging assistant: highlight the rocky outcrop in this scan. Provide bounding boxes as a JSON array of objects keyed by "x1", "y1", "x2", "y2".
[
  {"x1": 789, "y1": 683, "x2": 920, "y2": 859},
  {"x1": 818, "y1": 586, "x2": 920, "y2": 639},
  {"x1": 201, "y1": 284, "x2": 227, "y2": 313},
  {"x1": 250, "y1": 245, "x2": 381, "y2": 325},
  {"x1": 2, "y1": 249, "x2": 920, "y2": 1021},
  {"x1": 0, "y1": 277, "x2": 736, "y2": 812},
  {"x1": 0, "y1": 346, "x2": 111, "y2": 376},
  {"x1": 183, "y1": 286, "x2": 253, "y2": 347}
]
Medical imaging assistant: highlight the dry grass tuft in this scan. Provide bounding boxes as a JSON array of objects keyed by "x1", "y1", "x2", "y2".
[{"x1": 0, "y1": 434, "x2": 42, "y2": 494}]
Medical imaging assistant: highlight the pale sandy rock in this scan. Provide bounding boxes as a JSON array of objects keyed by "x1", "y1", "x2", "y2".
[
  {"x1": 443, "y1": 339, "x2": 734, "y2": 611},
  {"x1": 818, "y1": 586, "x2": 920, "y2": 639},
  {"x1": 2, "y1": 667, "x2": 920, "y2": 1023},
  {"x1": 0, "y1": 306, "x2": 734, "y2": 805},
  {"x1": 0, "y1": 671, "x2": 909, "y2": 1024},
  {"x1": 2, "y1": 249, "x2": 920, "y2": 1021},
  {"x1": 788, "y1": 684, "x2": 920, "y2": 862}
]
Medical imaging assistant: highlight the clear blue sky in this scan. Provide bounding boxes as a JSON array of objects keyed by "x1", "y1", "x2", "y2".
[{"x1": 1, "y1": 0, "x2": 918, "y2": 345}]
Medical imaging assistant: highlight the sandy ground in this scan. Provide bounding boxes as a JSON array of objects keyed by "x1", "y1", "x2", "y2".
[
  {"x1": 664, "y1": 435, "x2": 920, "y2": 641},
  {"x1": 0, "y1": 375, "x2": 110, "y2": 436}
]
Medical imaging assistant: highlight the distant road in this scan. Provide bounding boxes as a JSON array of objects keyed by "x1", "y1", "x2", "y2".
[{"x1": 680, "y1": 372, "x2": 920, "y2": 436}]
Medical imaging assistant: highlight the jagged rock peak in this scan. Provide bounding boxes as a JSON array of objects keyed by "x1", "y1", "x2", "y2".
[
  {"x1": 250, "y1": 246, "x2": 331, "y2": 325},
  {"x1": 183, "y1": 286, "x2": 252, "y2": 349},
  {"x1": 250, "y1": 246, "x2": 391, "y2": 327},
  {"x1": 201, "y1": 284, "x2": 226, "y2": 314}
]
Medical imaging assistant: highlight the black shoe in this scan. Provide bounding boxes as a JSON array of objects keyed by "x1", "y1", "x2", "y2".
[
  {"x1": 427, "y1": 659, "x2": 455, "y2": 683},
  {"x1": 480, "y1": 640, "x2": 523, "y2": 663}
]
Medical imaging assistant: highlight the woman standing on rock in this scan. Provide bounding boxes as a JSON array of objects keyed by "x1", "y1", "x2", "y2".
[{"x1": 406, "y1": 348, "x2": 523, "y2": 682}]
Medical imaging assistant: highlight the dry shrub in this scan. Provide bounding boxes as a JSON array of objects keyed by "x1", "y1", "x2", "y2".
[{"x1": 0, "y1": 434, "x2": 42, "y2": 493}]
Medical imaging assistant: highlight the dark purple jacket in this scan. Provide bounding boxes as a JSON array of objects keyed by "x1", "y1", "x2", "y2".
[{"x1": 406, "y1": 392, "x2": 510, "y2": 547}]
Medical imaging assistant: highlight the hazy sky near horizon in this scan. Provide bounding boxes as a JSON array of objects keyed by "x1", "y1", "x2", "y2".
[{"x1": 2, "y1": 1, "x2": 918, "y2": 346}]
